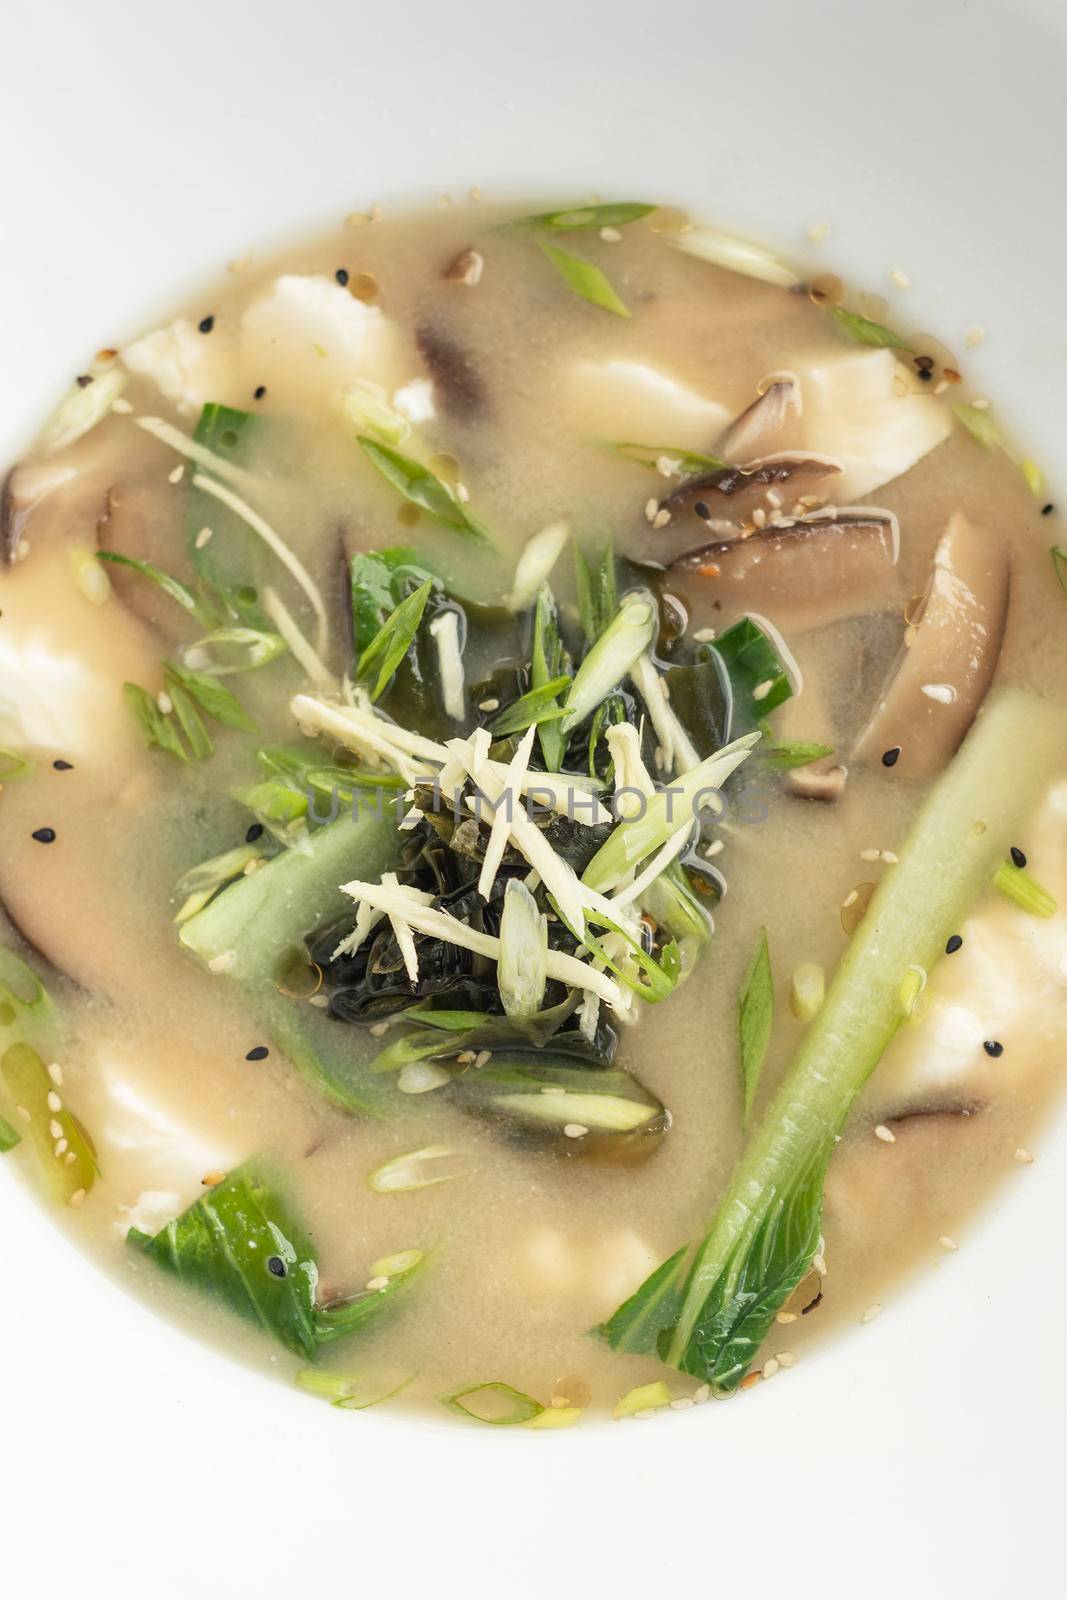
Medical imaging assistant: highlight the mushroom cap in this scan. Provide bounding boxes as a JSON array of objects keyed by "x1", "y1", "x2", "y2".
[
  {"x1": 852, "y1": 510, "x2": 1010, "y2": 775},
  {"x1": 669, "y1": 506, "x2": 901, "y2": 634}
]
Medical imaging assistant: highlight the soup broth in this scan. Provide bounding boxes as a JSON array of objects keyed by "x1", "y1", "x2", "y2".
[{"x1": 1, "y1": 197, "x2": 1064, "y2": 1424}]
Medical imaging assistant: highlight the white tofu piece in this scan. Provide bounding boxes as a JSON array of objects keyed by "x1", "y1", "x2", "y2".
[
  {"x1": 121, "y1": 317, "x2": 237, "y2": 416},
  {"x1": 568, "y1": 359, "x2": 729, "y2": 452},
  {"x1": 240, "y1": 274, "x2": 400, "y2": 412},
  {"x1": 797, "y1": 347, "x2": 951, "y2": 500},
  {"x1": 875, "y1": 782, "x2": 1067, "y2": 1103}
]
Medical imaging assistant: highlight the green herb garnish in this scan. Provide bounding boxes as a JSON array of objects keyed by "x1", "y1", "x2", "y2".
[
  {"x1": 357, "y1": 438, "x2": 492, "y2": 545},
  {"x1": 993, "y1": 859, "x2": 1056, "y2": 917},
  {"x1": 128, "y1": 1161, "x2": 423, "y2": 1360},
  {"x1": 441, "y1": 1381, "x2": 544, "y2": 1426},
  {"x1": 97, "y1": 551, "x2": 213, "y2": 624},
  {"x1": 954, "y1": 403, "x2": 1004, "y2": 451},
  {"x1": 489, "y1": 676, "x2": 571, "y2": 737},
  {"x1": 538, "y1": 241, "x2": 631, "y2": 318},
  {"x1": 163, "y1": 660, "x2": 256, "y2": 733},
  {"x1": 356, "y1": 578, "x2": 434, "y2": 701},
  {"x1": 711, "y1": 619, "x2": 793, "y2": 725},
  {"x1": 512, "y1": 202, "x2": 656, "y2": 232},
  {"x1": 574, "y1": 540, "x2": 619, "y2": 645},
  {"x1": 607, "y1": 441, "x2": 731, "y2": 474},
  {"x1": 830, "y1": 307, "x2": 912, "y2": 351},
  {"x1": 738, "y1": 928, "x2": 773, "y2": 1123},
  {"x1": 188, "y1": 404, "x2": 268, "y2": 627},
  {"x1": 757, "y1": 731, "x2": 835, "y2": 771}
]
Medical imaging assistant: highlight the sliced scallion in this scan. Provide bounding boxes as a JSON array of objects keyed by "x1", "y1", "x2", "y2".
[
  {"x1": 993, "y1": 859, "x2": 1057, "y2": 917},
  {"x1": 498, "y1": 879, "x2": 549, "y2": 1019}
]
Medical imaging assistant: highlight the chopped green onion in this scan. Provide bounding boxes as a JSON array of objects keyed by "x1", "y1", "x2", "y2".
[
  {"x1": 1021, "y1": 459, "x2": 1044, "y2": 499},
  {"x1": 582, "y1": 732, "x2": 760, "y2": 893},
  {"x1": 489, "y1": 678, "x2": 571, "y2": 737},
  {"x1": 560, "y1": 590, "x2": 657, "y2": 732},
  {"x1": 758, "y1": 735, "x2": 835, "y2": 771},
  {"x1": 738, "y1": 928, "x2": 773, "y2": 1122},
  {"x1": 357, "y1": 437, "x2": 493, "y2": 545},
  {"x1": 574, "y1": 540, "x2": 618, "y2": 644},
  {"x1": 993, "y1": 859, "x2": 1056, "y2": 917},
  {"x1": 355, "y1": 578, "x2": 433, "y2": 701},
  {"x1": 531, "y1": 584, "x2": 569, "y2": 771},
  {"x1": 295, "y1": 1366, "x2": 414, "y2": 1409},
  {"x1": 613, "y1": 1380, "x2": 672, "y2": 1419},
  {"x1": 173, "y1": 843, "x2": 265, "y2": 924},
  {"x1": 0, "y1": 1042, "x2": 97, "y2": 1205},
  {"x1": 182, "y1": 627, "x2": 287, "y2": 675},
  {"x1": 538, "y1": 241, "x2": 631, "y2": 318},
  {"x1": 164, "y1": 660, "x2": 256, "y2": 732},
  {"x1": 498, "y1": 879, "x2": 549, "y2": 1019},
  {"x1": 607, "y1": 440, "x2": 731, "y2": 474},
  {"x1": 165, "y1": 674, "x2": 213, "y2": 761},
  {"x1": 367, "y1": 1145, "x2": 461, "y2": 1194},
  {"x1": 0, "y1": 749, "x2": 31, "y2": 780},
  {"x1": 340, "y1": 379, "x2": 411, "y2": 445},
  {"x1": 665, "y1": 224, "x2": 799, "y2": 289},
  {"x1": 1051, "y1": 546, "x2": 1067, "y2": 597},
  {"x1": 123, "y1": 682, "x2": 188, "y2": 760},
  {"x1": 830, "y1": 307, "x2": 912, "y2": 351},
  {"x1": 97, "y1": 550, "x2": 212, "y2": 622},
  {"x1": 525, "y1": 1405, "x2": 583, "y2": 1429},
  {"x1": 441, "y1": 1381, "x2": 544, "y2": 1426},
  {"x1": 512, "y1": 201, "x2": 656, "y2": 231},
  {"x1": 954, "y1": 403, "x2": 1004, "y2": 452},
  {"x1": 0, "y1": 1112, "x2": 20, "y2": 1152},
  {"x1": 505, "y1": 520, "x2": 570, "y2": 611}
]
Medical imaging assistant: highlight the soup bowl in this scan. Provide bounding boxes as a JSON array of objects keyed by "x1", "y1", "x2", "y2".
[{"x1": 2, "y1": 1, "x2": 1064, "y2": 1594}]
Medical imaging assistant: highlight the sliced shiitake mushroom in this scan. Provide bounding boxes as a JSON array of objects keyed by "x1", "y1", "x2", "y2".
[
  {"x1": 662, "y1": 451, "x2": 843, "y2": 525},
  {"x1": 1, "y1": 460, "x2": 77, "y2": 566},
  {"x1": 669, "y1": 507, "x2": 901, "y2": 634},
  {"x1": 852, "y1": 511, "x2": 1010, "y2": 775},
  {"x1": 715, "y1": 372, "x2": 801, "y2": 461},
  {"x1": 415, "y1": 324, "x2": 486, "y2": 418}
]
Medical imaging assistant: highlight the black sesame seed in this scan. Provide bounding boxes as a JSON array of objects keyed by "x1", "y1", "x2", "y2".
[
  {"x1": 198, "y1": 315, "x2": 215, "y2": 334},
  {"x1": 694, "y1": 500, "x2": 711, "y2": 520},
  {"x1": 1041, "y1": 503, "x2": 1054, "y2": 517},
  {"x1": 881, "y1": 746, "x2": 901, "y2": 768},
  {"x1": 945, "y1": 934, "x2": 963, "y2": 954},
  {"x1": 245, "y1": 822, "x2": 264, "y2": 842},
  {"x1": 266, "y1": 1255, "x2": 287, "y2": 1278},
  {"x1": 983, "y1": 1039, "x2": 1004, "y2": 1058},
  {"x1": 31, "y1": 827, "x2": 56, "y2": 844},
  {"x1": 335, "y1": 267, "x2": 350, "y2": 286},
  {"x1": 52, "y1": 759, "x2": 73, "y2": 771},
  {"x1": 245, "y1": 1045, "x2": 269, "y2": 1062},
  {"x1": 916, "y1": 367, "x2": 932, "y2": 382},
  {"x1": 253, "y1": 385, "x2": 266, "y2": 401},
  {"x1": 1010, "y1": 845, "x2": 1027, "y2": 869},
  {"x1": 75, "y1": 373, "x2": 93, "y2": 389}
]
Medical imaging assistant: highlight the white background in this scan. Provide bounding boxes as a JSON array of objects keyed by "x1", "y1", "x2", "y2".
[{"x1": 1, "y1": 2, "x2": 1065, "y2": 1595}]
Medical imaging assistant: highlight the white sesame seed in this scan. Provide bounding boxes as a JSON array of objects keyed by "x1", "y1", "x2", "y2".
[
  {"x1": 69, "y1": 1188, "x2": 86, "y2": 1207},
  {"x1": 478, "y1": 698, "x2": 500, "y2": 713},
  {"x1": 933, "y1": 378, "x2": 950, "y2": 396},
  {"x1": 889, "y1": 268, "x2": 911, "y2": 288},
  {"x1": 207, "y1": 950, "x2": 237, "y2": 974},
  {"x1": 860, "y1": 847, "x2": 881, "y2": 861},
  {"x1": 881, "y1": 851, "x2": 899, "y2": 864},
  {"x1": 776, "y1": 1351, "x2": 798, "y2": 1368},
  {"x1": 365, "y1": 1275, "x2": 389, "y2": 1291},
  {"x1": 861, "y1": 1303, "x2": 883, "y2": 1324},
  {"x1": 812, "y1": 1253, "x2": 827, "y2": 1275},
  {"x1": 473, "y1": 1049, "x2": 492, "y2": 1069},
  {"x1": 656, "y1": 455, "x2": 681, "y2": 477},
  {"x1": 644, "y1": 498, "x2": 659, "y2": 524},
  {"x1": 971, "y1": 396, "x2": 990, "y2": 410},
  {"x1": 46, "y1": 1091, "x2": 62, "y2": 1113},
  {"x1": 775, "y1": 1310, "x2": 797, "y2": 1325},
  {"x1": 692, "y1": 627, "x2": 717, "y2": 642},
  {"x1": 692, "y1": 1384, "x2": 711, "y2": 1404},
  {"x1": 456, "y1": 482, "x2": 470, "y2": 503},
  {"x1": 599, "y1": 226, "x2": 622, "y2": 243},
  {"x1": 111, "y1": 397, "x2": 134, "y2": 414},
  {"x1": 563, "y1": 1123, "x2": 589, "y2": 1139},
  {"x1": 64, "y1": 1151, "x2": 77, "y2": 1165},
  {"x1": 307, "y1": 994, "x2": 330, "y2": 1009},
  {"x1": 874, "y1": 1124, "x2": 896, "y2": 1144},
  {"x1": 369, "y1": 1021, "x2": 390, "y2": 1037},
  {"x1": 751, "y1": 507, "x2": 767, "y2": 530},
  {"x1": 752, "y1": 679, "x2": 774, "y2": 702},
  {"x1": 53, "y1": 1138, "x2": 68, "y2": 1157},
  {"x1": 704, "y1": 839, "x2": 725, "y2": 859},
  {"x1": 16, "y1": 539, "x2": 30, "y2": 561},
  {"x1": 168, "y1": 464, "x2": 185, "y2": 484},
  {"x1": 965, "y1": 325, "x2": 986, "y2": 348},
  {"x1": 633, "y1": 1408, "x2": 658, "y2": 1420},
  {"x1": 49, "y1": 1118, "x2": 63, "y2": 1139},
  {"x1": 670, "y1": 1396, "x2": 694, "y2": 1410},
  {"x1": 842, "y1": 889, "x2": 858, "y2": 909},
  {"x1": 15, "y1": 1104, "x2": 31, "y2": 1124},
  {"x1": 1014, "y1": 1147, "x2": 1035, "y2": 1164},
  {"x1": 761, "y1": 1358, "x2": 780, "y2": 1379},
  {"x1": 157, "y1": 691, "x2": 173, "y2": 714},
  {"x1": 806, "y1": 221, "x2": 830, "y2": 242},
  {"x1": 48, "y1": 1062, "x2": 63, "y2": 1086},
  {"x1": 938, "y1": 1235, "x2": 958, "y2": 1252},
  {"x1": 652, "y1": 508, "x2": 672, "y2": 530},
  {"x1": 195, "y1": 526, "x2": 214, "y2": 549},
  {"x1": 766, "y1": 488, "x2": 783, "y2": 508}
]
